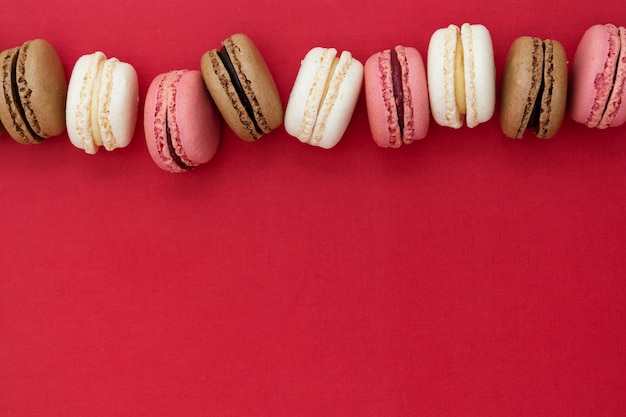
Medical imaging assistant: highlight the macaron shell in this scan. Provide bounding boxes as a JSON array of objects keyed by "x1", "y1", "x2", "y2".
[
  {"x1": 428, "y1": 25, "x2": 463, "y2": 128},
  {"x1": 537, "y1": 39, "x2": 567, "y2": 139},
  {"x1": 66, "y1": 52, "x2": 106, "y2": 154},
  {"x1": 0, "y1": 47, "x2": 34, "y2": 144},
  {"x1": 285, "y1": 47, "x2": 337, "y2": 141},
  {"x1": 500, "y1": 36, "x2": 544, "y2": 139},
  {"x1": 175, "y1": 70, "x2": 220, "y2": 164},
  {"x1": 144, "y1": 73, "x2": 172, "y2": 171},
  {"x1": 402, "y1": 46, "x2": 430, "y2": 143},
  {"x1": 599, "y1": 26, "x2": 626, "y2": 128},
  {"x1": 365, "y1": 50, "x2": 401, "y2": 147},
  {"x1": 98, "y1": 59, "x2": 138, "y2": 151},
  {"x1": 0, "y1": 102, "x2": 4, "y2": 134},
  {"x1": 17, "y1": 39, "x2": 67, "y2": 139},
  {"x1": 570, "y1": 24, "x2": 618, "y2": 127},
  {"x1": 310, "y1": 51, "x2": 363, "y2": 149},
  {"x1": 461, "y1": 24, "x2": 495, "y2": 128}
]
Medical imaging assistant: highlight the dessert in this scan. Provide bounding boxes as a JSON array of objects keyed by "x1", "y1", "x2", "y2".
[
  {"x1": 201, "y1": 34, "x2": 283, "y2": 141},
  {"x1": 500, "y1": 36, "x2": 568, "y2": 139},
  {"x1": 0, "y1": 39, "x2": 67, "y2": 144},
  {"x1": 364, "y1": 45, "x2": 429, "y2": 147},
  {"x1": 427, "y1": 24, "x2": 496, "y2": 128},
  {"x1": 144, "y1": 70, "x2": 221, "y2": 173},
  {"x1": 66, "y1": 51, "x2": 139, "y2": 154},
  {"x1": 284, "y1": 47, "x2": 363, "y2": 149}
]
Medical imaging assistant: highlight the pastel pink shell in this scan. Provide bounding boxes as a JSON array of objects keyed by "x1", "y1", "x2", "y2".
[{"x1": 570, "y1": 24, "x2": 626, "y2": 128}]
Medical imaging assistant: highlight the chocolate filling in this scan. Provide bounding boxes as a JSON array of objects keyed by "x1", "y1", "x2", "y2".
[
  {"x1": 10, "y1": 48, "x2": 43, "y2": 142},
  {"x1": 165, "y1": 112, "x2": 191, "y2": 171},
  {"x1": 527, "y1": 43, "x2": 545, "y2": 131},
  {"x1": 390, "y1": 49, "x2": 404, "y2": 135},
  {"x1": 218, "y1": 46, "x2": 263, "y2": 136},
  {"x1": 527, "y1": 81, "x2": 544, "y2": 130}
]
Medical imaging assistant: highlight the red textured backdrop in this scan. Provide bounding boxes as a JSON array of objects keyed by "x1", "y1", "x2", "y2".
[{"x1": 1, "y1": 1, "x2": 625, "y2": 416}]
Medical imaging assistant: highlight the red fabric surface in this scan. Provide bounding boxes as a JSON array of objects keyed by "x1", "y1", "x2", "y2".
[{"x1": 1, "y1": 1, "x2": 625, "y2": 416}]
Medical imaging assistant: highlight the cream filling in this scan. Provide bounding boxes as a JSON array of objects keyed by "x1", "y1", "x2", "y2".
[
  {"x1": 461, "y1": 23, "x2": 479, "y2": 127},
  {"x1": 90, "y1": 59, "x2": 105, "y2": 148},
  {"x1": 454, "y1": 29, "x2": 466, "y2": 116}
]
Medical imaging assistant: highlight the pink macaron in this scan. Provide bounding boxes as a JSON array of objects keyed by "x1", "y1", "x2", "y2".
[
  {"x1": 144, "y1": 70, "x2": 221, "y2": 173},
  {"x1": 364, "y1": 45, "x2": 429, "y2": 148},
  {"x1": 569, "y1": 23, "x2": 626, "y2": 129}
]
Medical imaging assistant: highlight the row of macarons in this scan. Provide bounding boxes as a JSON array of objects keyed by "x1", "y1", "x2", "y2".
[{"x1": 0, "y1": 23, "x2": 624, "y2": 172}]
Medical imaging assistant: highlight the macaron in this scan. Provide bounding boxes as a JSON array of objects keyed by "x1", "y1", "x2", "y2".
[
  {"x1": 427, "y1": 23, "x2": 496, "y2": 128},
  {"x1": 500, "y1": 36, "x2": 568, "y2": 139},
  {"x1": 0, "y1": 39, "x2": 67, "y2": 144},
  {"x1": 66, "y1": 52, "x2": 139, "y2": 154},
  {"x1": 201, "y1": 33, "x2": 283, "y2": 142},
  {"x1": 144, "y1": 70, "x2": 220, "y2": 173},
  {"x1": 569, "y1": 23, "x2": 626, "y2": 129},
  {"x1": 284, "y1": 47, "x2": 363, "y2": 149},
  {"x1": 364, "y1": 45, "x2": 429, "y2": 148}
]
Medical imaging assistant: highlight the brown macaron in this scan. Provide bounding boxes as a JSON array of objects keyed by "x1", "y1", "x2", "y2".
[
  {"x1": 0, "y1": 39, "x2": 67, "y2": 144},
  {"x1": 201, "y1": 34, "x2": 283, "y2": 141},
  {"x1": 500, "y1": 36, "x2": 567, "y2": 139}
]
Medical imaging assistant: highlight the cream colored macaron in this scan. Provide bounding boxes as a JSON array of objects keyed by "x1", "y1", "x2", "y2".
[
  {"x1": 427, "y1": 23, "x2": 495, "y2": 128},
  {"x1": 66, "y1": 51, "x2": 139, "y2": 154},
  {"x1": 285, "y1": 47, "x2": 363, "y2": 149}
]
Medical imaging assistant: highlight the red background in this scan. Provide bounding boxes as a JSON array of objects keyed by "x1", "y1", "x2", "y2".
[{"x1": 1, "y1": 1, "x2": 625, "y2": 416}]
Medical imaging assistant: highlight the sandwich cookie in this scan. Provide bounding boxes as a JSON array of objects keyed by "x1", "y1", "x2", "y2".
[
  {"x1": 284, "y1": 47, "x2": 363, "y2": 149},
  {"x1": 201, "y1": 34, "x2": 283, "y2": 141},
  {"x1": 427, "y1": 23, "x2": 495, "y2": 128},
  {"x1": 144, "y1": 70, "x2": 221, "y2": 173},
  {"x1": 364, "y1": 45, "x2": 429, "y2": 148},
  {"x1": 66, "y1": 52, "x2": 139, "y2": 154},
  {"x1": 569, "y1": 24, "x2": 626, "y2": 129},
  {"x1": 500, "y1": 36, "x2": 568, "y2": 139},
  {"x1": 0, "y1": 39, "x2": 67, "y2": 144}
]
